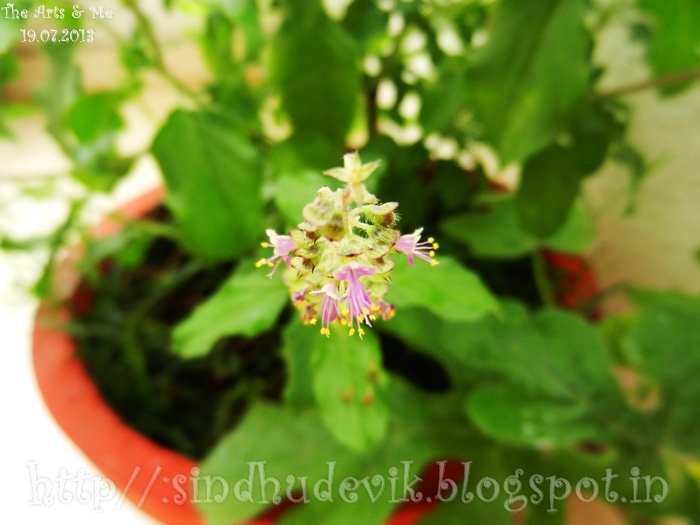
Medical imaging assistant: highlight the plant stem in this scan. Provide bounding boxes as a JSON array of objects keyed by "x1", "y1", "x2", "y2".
[
  {"x1": 595, "y1": 68, "x2": 700, "y2": 98},
  {"x1": 121, "y1": 0, "x2": 206, "y2": 106},
  {"x1": 532, "y1": 250, "x2": 557, "y2": 308}
]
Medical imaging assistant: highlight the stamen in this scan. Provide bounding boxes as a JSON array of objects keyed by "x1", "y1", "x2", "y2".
[
  {"x1": 309, "y1": 318, "x2": 317, "y2": 325},
  {"x1": 348, "y1": 328, "x2": 355, "y2": 336},
  {"x1": 255, "y1": 258, "x2": 267, "y2": 268}
]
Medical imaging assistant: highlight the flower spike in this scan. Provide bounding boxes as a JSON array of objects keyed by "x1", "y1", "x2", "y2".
[{"x1": 258, "y1": 151, "x2": 438, "y2": 338}]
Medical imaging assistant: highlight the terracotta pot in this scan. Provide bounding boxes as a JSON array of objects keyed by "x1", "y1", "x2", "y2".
[{"x1": 31, "y1": 189, "x2": 623, "y2": 525}]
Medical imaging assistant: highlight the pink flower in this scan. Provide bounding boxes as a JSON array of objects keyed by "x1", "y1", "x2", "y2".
[
  {"x1": 334, "y1": 262, "x2": 376, "y2": 337},
  {"x1": 256, "y1": 229, "x2": 297, "y2": 276},
  {"x1": 311, "y1": 282, "x2": 340, "y2": 336},
  {"x1": 395, "y1": 227, "x2": 438, "y2": 266}
]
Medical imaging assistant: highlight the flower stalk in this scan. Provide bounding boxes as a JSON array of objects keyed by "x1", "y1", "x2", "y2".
[{"x1": 260, "y1": 152, "x2": 438, "y2": 338}]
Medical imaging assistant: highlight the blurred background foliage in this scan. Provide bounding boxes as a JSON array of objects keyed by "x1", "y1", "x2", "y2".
[{"x1": 3, "y1": 0, "x2": 700, "y2": 523}]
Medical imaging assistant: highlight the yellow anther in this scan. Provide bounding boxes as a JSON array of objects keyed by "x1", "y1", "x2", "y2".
[
  {"x1": 362, "y1": 308, "x2": 370, "y2": 316},
  {"x1": 429, "y1": 250, "x2": 435, "y2": 257},
  {"x1": 348, "y1": 328, "x2": 355, "y2": 336},
  {"x1": 430, "y1": 260, "x2": 438, "y2": 267},
  {"x1": 309, "y1": 318, "x2": 317, "y2": 325},
  {"x1": 296, "y1": 300, "x2": 305, "y2": 309},
  {"x1": 427, "y1": 237, "x2": 434, "y2": 243},
  {"x1": 320, "y1": 327, "x2": 330, "y2": 336},
  {"x1": 255, "y1": 258, "x2": 267, "y2": 268},
  {"x1": 371, "y1": 304, "x2": 380, "y2": 312},
  {"x1": 267, "y1": 262, "x2": 274, "y2": 267},
  {"x1": 369, "y1": 315, "x2": 376, "y2": 321},
  {"x1": 340, "y1": 318, "x2": 348, "y2": 326},
  {"x1": 342, "y1": 307, "x2": 350, "y2": 316},
  {"x1": 433, "y1": 242, "x2": 439, "y2": 249},
  {"x1": 261, "y1": 242, "x2": 269, "y2": 248},
  {"x1": 358, "y1": 328, "x2": 365, "y2": 336}
]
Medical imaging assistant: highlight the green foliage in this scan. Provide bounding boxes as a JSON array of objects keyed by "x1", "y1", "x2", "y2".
[
  {"x1": 388, "y1": 256, "x2": 499, "y2": 323},
  {"x1": 64, "y1": 92, "x2": 124, "y2": 143},
  {"x1": 441, "y1": 197, "x2": 594, "y2": 258},
  {"x1": 638, "y1": 0, "x2": 700, "y2": 94},
  {"x1": 0, "y1": 0, "x2": 32, "y2": 53},
  {"x1": 152, "y1": 110, "x2": 265, "y2": 259},
  {"x1": 172, "y1": 261, "x2": 288, "y2": 358},
  {"x1": 283, "y1": 320, "x2": 389, "y2": 451},
  {"x1": 467, "y1": 0, "x2": 592, "y2": 163},
  {"x1": 516, "y1": 104, "x2": 616, "y2": 236},
  {"x1": 404, "y1": 304, "x2": 630, "y2": 447},
  {"x1": 623, "y1": 296, "x2": 700, "y2": 455},
  {"x1": 270, "y1": 0, "x2": 361, "y2": 167},
  {"x1": 198, "y1": 380, "x2": 475, "y2": 525},
  {"x1": 310, "y1": 328, "x2": 389, "y2": 452}
]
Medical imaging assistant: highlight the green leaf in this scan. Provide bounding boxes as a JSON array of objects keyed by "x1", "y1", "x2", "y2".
[
  {"x1": 638, "y1": 0, "x2": 700, "y2": 94},
  {"x1": 202, "y1": 10, "x2": 236, "y2": 80},
  {"x1": 626, "y1": 287, "x2": 700, "y2": 311},
  {"x1": 36, "y1": 43, "x2": 82, "y2": 150},
  {"x1": 420, "y1": 60, "x2": 468, "y2": 134},
  {"x1": 341, "y1": 0, "x2": 388, "y2": 48},
  {"x1": 387, "y1": 302, "x2": 632, "y2": 448},
  {"x1": 198, "y1": 381, "x2": 475, "y2": 525},
  {"x1": 310, "y1": 327, "x2": 389, "y2": 452},
  {"x1": 0, "y1": 1, "x2": 32, "y2": 53},
  {"x1": 152, "y1": 110, "x2": 264, "y2": 259},
  {"x1": 64, "y1": 92, "x2": 123, "y2": 143},
  {"x1": 387, "y1": 255, "x2": 498, "y2": 323},
  {"x1": 270, "y1": 1, "x2": 360, "y2": 163},
  {"x1": 203, "y1": 0, "x2": 263, "y2": 59},
  {"x1": 197, "y1": 403, "x2": 349, "y2": 525},
  {"x1": 172, "y1": 262, "x2": 288, "y2": 358},
  {"x1": 467, "y1": 384, "x2": 605, "y2": 449},
  {"x1": 459, "y1": 309, "x2": 631, "y2": 447},
  {"x1": 467, "y1": 0, "x2": 592, "y2": 162},
  {"x1": 280, "y1": 317, "x2": 317, "y2": 407},
  {"x1": 516, "y1": 103, "x2": 614, "y2": 237},
  {"x1": 623, "y1": 298, "x2": 700, "y2": 455},
  {"x1": 440, "y1": 197, "x2": 593, "y2": 259},
  {"x1": 516, "y1": 146, "x2": 586, "y2": 239}
]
